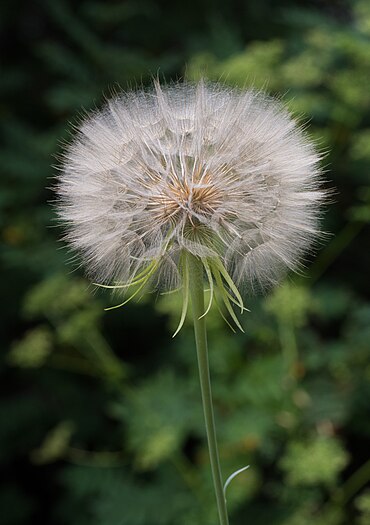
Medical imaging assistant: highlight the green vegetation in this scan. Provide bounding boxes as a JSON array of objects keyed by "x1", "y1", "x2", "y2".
[{"x1": 1, "y1": 0, "x2": 370, "y2": 523}]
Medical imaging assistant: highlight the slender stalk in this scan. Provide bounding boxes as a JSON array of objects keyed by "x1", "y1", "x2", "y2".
[
  {"x1": 187, "y1": 252, "x2": 230, "y2": 525},
  {"x1": 333, "y1": 457, "x2": 370, "y2": 505},
  {"x1": 300, "y1": 220, "x2": 364, "y2": 285}
]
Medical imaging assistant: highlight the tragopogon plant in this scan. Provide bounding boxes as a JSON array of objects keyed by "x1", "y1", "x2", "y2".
[{"x1": 55, "y1": 81, "x2": 325, "y2": 525}]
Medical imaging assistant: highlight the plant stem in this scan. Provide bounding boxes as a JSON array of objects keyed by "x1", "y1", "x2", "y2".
[
  {"x1": 187, "y1": 252, "x2": 230, "y2": 525},
  {"x1": 333, "y1": 457, "x2": 370, "y2": 505},
  {"x1": 302, "y1": 220, "x2": 363, "y2": 284}
]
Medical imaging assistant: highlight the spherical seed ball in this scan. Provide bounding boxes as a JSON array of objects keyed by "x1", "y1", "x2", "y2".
[{"x1": 55, "y1": 81, "x2": 325, "y2": 292}]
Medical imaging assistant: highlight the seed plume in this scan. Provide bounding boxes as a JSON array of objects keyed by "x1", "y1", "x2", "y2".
[{"x1": 55, "y1": 81, "x2": 325, "y2": 306}]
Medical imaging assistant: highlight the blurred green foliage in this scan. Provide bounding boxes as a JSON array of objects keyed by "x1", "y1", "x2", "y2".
[{"x1": 1, "y1": 0, "x2": 370, "y2": 524}]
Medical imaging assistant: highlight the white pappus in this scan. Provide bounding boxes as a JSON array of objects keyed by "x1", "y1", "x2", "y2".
[{"x1": 55, "y1": 81, "x2": 325, "y2": 327}]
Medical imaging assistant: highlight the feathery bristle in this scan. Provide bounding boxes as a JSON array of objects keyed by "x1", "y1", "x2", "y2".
[{"x1": 55, "y1": 81, "x2": 325, "y2": 293}]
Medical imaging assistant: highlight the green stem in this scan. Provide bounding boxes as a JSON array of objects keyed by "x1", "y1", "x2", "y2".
[
  {"x1": 278, "y1": 318, "x2": 298, "y2": 385},
  {"x1": 187, "y1": 252, "x2": 230, "y2": 525},
  {"x1": 305, "y1": 221, "x2": 363, "y2": 284},
  {"x1": 333, "y1": 457, "x2": 370, "y2": 505}
]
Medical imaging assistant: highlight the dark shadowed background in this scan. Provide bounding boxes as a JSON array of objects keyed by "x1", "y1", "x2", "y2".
[{"x1": 1, "y1": 1, "x2": 370, "y2": 524}]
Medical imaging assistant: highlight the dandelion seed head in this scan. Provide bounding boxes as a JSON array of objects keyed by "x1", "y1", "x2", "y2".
[{"x1": 56, "y1": 81, "x2": 325, "y2": 293}]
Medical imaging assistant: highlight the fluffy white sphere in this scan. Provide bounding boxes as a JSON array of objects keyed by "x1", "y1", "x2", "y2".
[{"x1": 56, "y1": 81, "x2": 325, "y2": 292}]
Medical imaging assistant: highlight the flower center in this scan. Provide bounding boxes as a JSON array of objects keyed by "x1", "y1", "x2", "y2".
[{"x1": 147, "y1": 169, "x2": 223, "y2": 227}]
